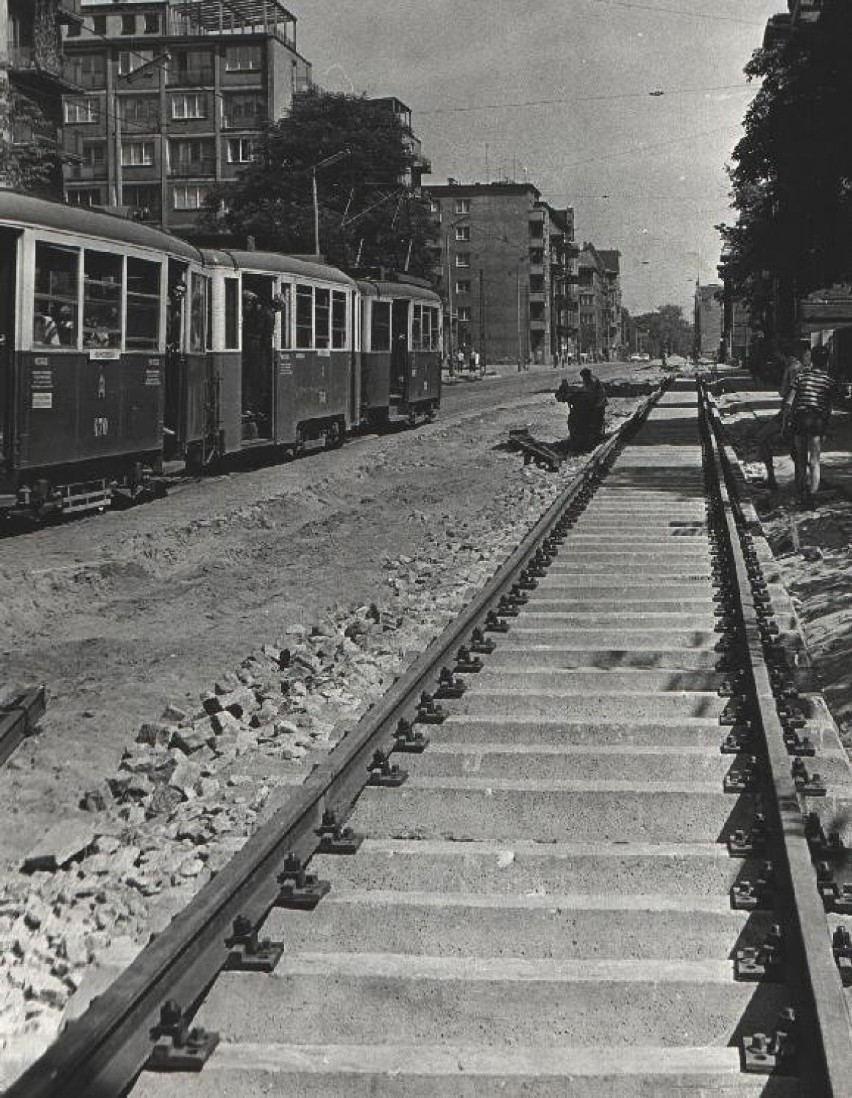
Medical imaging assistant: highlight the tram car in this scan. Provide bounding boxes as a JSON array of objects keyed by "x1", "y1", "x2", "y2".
[
  {"x1": 357, "y1": 277, "x2": 441, "y2": 426},
  {"x1": 0, "y1": 191, "x2": 443, "y2": 520},
  {"x1": 0, "y1": 191, "x2": 204, "y2": 517}
]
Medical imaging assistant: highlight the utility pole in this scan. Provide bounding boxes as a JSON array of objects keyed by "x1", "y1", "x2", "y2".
[{"x1": 446, "y1": 232, "x2": 454, "y2": 375}]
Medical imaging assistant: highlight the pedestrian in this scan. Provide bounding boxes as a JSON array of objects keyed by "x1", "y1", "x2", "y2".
[
  {"x1": 472, "y1": 348, "x2": 482, "y2": 376},
  {"x1": 755, "y1": 346, "x2": 805, "y2": 490},
  {"x1": 457, "y1": 347, "x2": 466, "y2": 375},
  {"x1": 783, "y1": 345, "x2": 833, "y2": 508}
]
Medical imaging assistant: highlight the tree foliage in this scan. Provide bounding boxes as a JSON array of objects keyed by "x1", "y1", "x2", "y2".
[
  {"x1": 205, "y1": 89, "x2": 436, "y2": 278},
  {"x1": 719, "y1": 4, "x2": 852, "y2": 338},
  {"x1": 632, "y1": 304, "x2": 693, "y2": 357}
]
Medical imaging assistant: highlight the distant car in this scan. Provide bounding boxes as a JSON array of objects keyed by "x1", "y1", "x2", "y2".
[{"x1": 628, "y1": 353, "x2": 647, "y2": 362}]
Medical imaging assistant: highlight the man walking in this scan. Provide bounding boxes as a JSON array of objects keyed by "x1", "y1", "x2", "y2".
[
  {"x1": 783, "y1": 345, "x2": 833, "y2": 508},
  {"x1": 755, "y1": 345, "x2": 805, "y2": 490}
]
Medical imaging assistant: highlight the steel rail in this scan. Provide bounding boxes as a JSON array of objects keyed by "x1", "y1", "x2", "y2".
[
  {"x1": 0, "y1": 686, "x2": 46, "y2": 766},
  {"x1": 7, "y1": 385, "x2": 668, "y2": 1098},
  {"x1": 700, "y1": 382, "x2": 852, "y2": 1096}
]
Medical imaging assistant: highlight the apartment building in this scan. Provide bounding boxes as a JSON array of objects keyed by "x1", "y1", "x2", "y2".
[
  {"x1": 577, "y1": 243, "x2": 623, "y2": 360},
  {"x1": 60, "y1": 0, "x2": 312, "y2": 234},
  {"x1": 1, "y1": 0, "x2": 81, "y2": 190},
  {"x1": 369, "y1": 97, "x2": 430, "y2": 193},
  {"x1": 425, "y1": 181, "x2": 579, "y2": 366}
]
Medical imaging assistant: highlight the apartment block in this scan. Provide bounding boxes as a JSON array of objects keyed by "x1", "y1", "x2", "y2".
[
  {"x1": 60, "y1": 0, "x2": 312, "y2": 234},
  {"x1": 425, "y1": 181, "x2": 579, "y2": 366},
  {"x1": 577, "y1": 243, "x2": 623, "y2": 360},
  {"x1": 1, "y1": 0, "x2": 81, "y2": 190},
  {"x1": 369, "y1": 96, "x2": 430, "y2": 193}
]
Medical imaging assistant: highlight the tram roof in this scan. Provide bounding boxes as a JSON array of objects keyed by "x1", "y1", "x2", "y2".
[
  {"x1": 0, "y1": 191, "x2": 203, "y2": 261},
  {"x1": 357, "y1": 279, "x2": 442, "y2": 304},
  {"x1": 204, "y1": 249, "x2": 357, "y2": 287}
]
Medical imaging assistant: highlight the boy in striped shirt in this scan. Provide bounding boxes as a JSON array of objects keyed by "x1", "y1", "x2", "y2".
[{"x1": 783, "y1": 346, "x2": 833, "y2": 508}]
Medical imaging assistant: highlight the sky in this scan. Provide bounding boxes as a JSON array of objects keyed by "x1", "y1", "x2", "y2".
[{"x1": 297, "y1": 0, "x2": 782, "y2": 317}]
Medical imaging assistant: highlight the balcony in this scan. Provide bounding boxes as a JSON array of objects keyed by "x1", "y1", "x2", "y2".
[
  {"x1": 7, "y1": 44, "x2": 80, "y2": 93},
  {"x1": 166, "y1": 0, "x2": 297, "y2": 50},
  {"x1": 169, "y1": 158, "x2": 217, "y2": 177}
]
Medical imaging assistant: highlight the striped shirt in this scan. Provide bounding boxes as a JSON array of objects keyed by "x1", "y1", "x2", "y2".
[{"x1": 789, "y1": 367, "x2": 832, "y2": 417}]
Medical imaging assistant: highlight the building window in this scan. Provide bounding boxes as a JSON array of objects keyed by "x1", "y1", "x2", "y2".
[
  {"x1": 226, "y1": 137, "x2": 256, "y2": 164},
  {"x1": 169, "y1": 50, "x2": 214, "y2": 86},
  {"x1": 126, "y1": 258, "x2": 161, "y2": 351},
  {"x1": 429, "y1": 199, "x2": 439, "y2": 213},
  {"x1": 81, "y1": 140, "x2": 106, "y2": 170},
  {"x1": 123, "y1": 185, "x2": 160, "y2": 217},
  {"x1": 121, "y1": 95, "x2": 158, "y2": 126},
  {"x1": 74, "y1": 54, "x2": 106, "y2": 88},
  {"x1": 118, "y1": 50, "x2": 154, "y2": 78},
  {"x1": 121, "y1": 15, "x2": 136, "y2": 35},
  {"x1": 33, "y1": 242, "x2": 80, "y2": 348},
  {"x1": 455, "y1": 253, "x2": 470, "y2": 268},
  {"x1": 225, "y1": 45, "x2": 262, "y2": 72},
  {"x1": 66, "y1": 19, "x2": 81, "y2": 38},
  {"x1": 92, "y1": 16, "x2": 106, "y2": 35},
  {"x1": 173, "y1": 184, "x2": 209, "y2": 211},
  {"x1": 222, "y1": 93, "x2": 265, "y2": 128},
  {"x1": 67, "y1": 188, "x2": 101, "y2": 208},
  {"x1": 455, "y1": 198, "x2": 470, "y2": 214},
  {"x1": 171, "y1": 93, "x2": 206, "y2": 120},
  {"x1": 83, "y1": 250, "x2": 123, "y2": 349},
  {"x1": 455, "y1": 225, "x2": 470, "y2": 242},
  {"x1": 64, "y1": 97, "x2": 98, "y2": 124},
  {"x1": 171, "y1": 138, "x2": 214, "y2": 174},
  {"x1": 121, "y1": 141, "x2": 154, "y2": 167},
  {"x1": 144, "y1": 13, "x2": 160, "y2": 34},
  {"x1": 458, "y1": 306, "x2": 472, "y2": 323},
  {"x1": 455, "y1": 280, "x2": 471, "y2": 295}
]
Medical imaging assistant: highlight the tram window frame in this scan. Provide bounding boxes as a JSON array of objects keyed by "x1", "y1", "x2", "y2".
[
  {"x1": 315, "y1": 287, "x2": 330, "y2": 349},
  {"x1": 295, "y1": 284, "x2": 313, "y2": 349},
  {"x1": 126, "y1": 257, "x2": 161, "y2": 352},
  {"x1": 331, "y1": 290, "x2": 347, "y2": 349},
  {"x1": 83, "y1": 250, "x2": 123, "y2": 350},
  {"x1": 33, "y1": 242, "x2": 81, "y2": 349},
  {"x1": 224, "y1": 277, "x2": 240, "y2": 350},
  {"x1": 412, "y1": 305, "x2": 422, "y2": 350},
  {"x1": 371, "y1": 300, "x2": 391, "y2": 352}
]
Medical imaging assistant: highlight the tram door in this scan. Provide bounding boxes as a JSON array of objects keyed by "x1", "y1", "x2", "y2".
[
  {"x1": 390, "y1": 299, "x2": 410, "y2": 398},
  {"x1": 241, "y1": 273, "x2": 275, "y2": 441},
  {"x1": 164, "y1": 259, "x2": 187, "y2": 458},
  {"x1": 0, "y1": 229, "x2": 18, "y2": 473}
]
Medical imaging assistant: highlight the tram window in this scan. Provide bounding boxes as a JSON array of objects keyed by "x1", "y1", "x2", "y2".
[
  {"x1": 224, "y1": 277, "x2": 239, "y2": 349},
  {"x1": 429, "y1": 307, "x2": 440, "y2": 350},
  {"x1": 371, "y1": 301, "x2": 391, "y2": 352},
  {"x1": 412, "y1": 305, "x2": 422, "y2": 350},
  {"x1": 189, "y1": 272, "x2": 209, "y2": 353},
  {"x1": 332, "y1": 291, "x2": 347, "y2": 349},
  {"x1": 126, "y1": 258, "x2": 161, "y2": 351},
  {"x1": 277, "y1": 284, "x2": 291, "y2": 349},
  {"x1": 83, "y1": 251, "x2": 122, "y2": 348},
  {"x1": 295, "y1": 284, "x2": 313, "y2": 349},
  {"x1": 315, "y1": 287, "x2": 330, "y2": 349},
  {"x1": 33, "y1": 243, "x2": 79, "y2": 347}
]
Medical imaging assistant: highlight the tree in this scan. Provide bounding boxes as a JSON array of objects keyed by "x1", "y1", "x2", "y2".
[
  {"x1": 0, "y1": 83, "x2": 62, "y2": 194},
  {"x1": 632, "y1": 304, "x2": 693, "y2": 357},
  {"x1": 718, "y1": 4, "x2": 852, "y2": 340},
  {"x1": 204, "y1": 89, "x2": 436, "y2": 278}
]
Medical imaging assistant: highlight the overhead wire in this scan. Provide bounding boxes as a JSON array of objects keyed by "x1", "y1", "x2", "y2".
[
  {"x1": 417, "y1": 83, "x2": 752, "y2": 115},
  {"x1": 579, "y1": 0, "x2": 765, "y2": 28}
]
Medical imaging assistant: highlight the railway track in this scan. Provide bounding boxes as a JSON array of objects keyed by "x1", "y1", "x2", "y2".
[{"x1": 10, "y1": 378, "x2": 852, "y2": 1097}]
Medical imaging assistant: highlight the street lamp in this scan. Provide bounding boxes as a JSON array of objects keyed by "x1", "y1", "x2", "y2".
[{"x1": 312, "y1": 148, "x2": 351, "y2": 257}]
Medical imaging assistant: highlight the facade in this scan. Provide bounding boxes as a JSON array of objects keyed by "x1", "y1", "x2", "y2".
[
  {"x1": 425, "y1": 181, "x2": 579, "y2": 367},
  {"x1": 0, "y1": 0, "x2": 81, "y2": 191},
  {"x1": 577, "y1": 243, "x2": 623, "y2": 360},
  {"x1": 694, "y1": 283, "x2": 724, "y2": 360},
  {"x1": 60, "y1": 0, "x2": 312, "y2": 234},
  {"x1": 764, "y1": 0, "x2": 823, "y2": 46}
]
